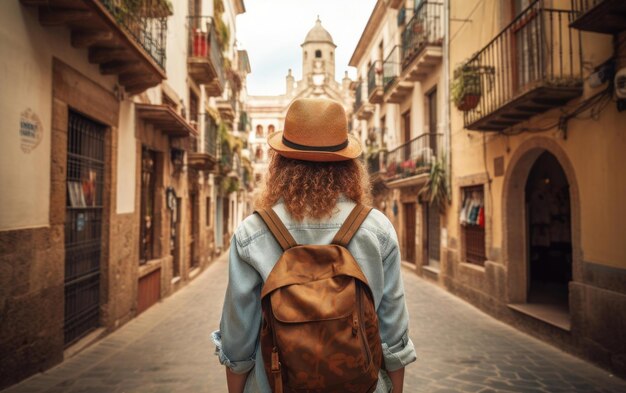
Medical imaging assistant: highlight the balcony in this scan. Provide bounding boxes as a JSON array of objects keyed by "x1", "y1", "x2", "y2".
[
  {"x1": 188, "y1": 114, "x2": 218, "y2": 172},
  {"x1": 384, "y1": 133, "x2": 443, "y2": 188},
  {"x1": 368, "y1": 61, "x2": 384, "y2": 104},
  {"x1": 463, "y1": 1, "x2": 583, "y2": 131},
  {"x1": 383, "y1": 1, "x2": 444, "y2": 104},
  {"x1": 21, "y1": 0, "x2": 169, "y2": 95},
  {"x1": 400, "y1": 1, "x2": 444, "y2": 81},
  {"x1": 571, "y1": 0, "x2": 626, "y2": 34},
  {"x1": 217, "y1": 89, "x2": 237, "y2": 124},
  {"x1": 135, "y1": 104, "x2": 197, "y2": 138},
  {"x1": 383, "y1": 46, "x2": 413, "y2": 103},
  {"x1": 366, "y1": 149, "x2": 385, "y2": 178},
  {"x1": 187, "y1": 15, "x2": 225, "y2": 95},
  {"x1": 354, "y1": 80, "x2": 374, "y2": 120}
]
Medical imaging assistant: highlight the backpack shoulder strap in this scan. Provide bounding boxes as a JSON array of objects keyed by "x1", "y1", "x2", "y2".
[
  {"x1": 255, "y1": 208, "x2": 298, "y2": 251},
  {"x1": 332, "y1": 204, "x2": 373, "y2": 247}
]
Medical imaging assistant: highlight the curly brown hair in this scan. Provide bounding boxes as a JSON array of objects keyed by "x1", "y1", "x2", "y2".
[{"x1": 256, "y1": 151, "x2": 372, "y2": 221}]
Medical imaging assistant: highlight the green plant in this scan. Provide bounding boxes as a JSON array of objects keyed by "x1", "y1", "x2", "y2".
[
  {"x1": 451, "y1": 65, "x2": 481, "y2": 111},
  {"x1": 419, "y1": 157, "x2": 449, "y2": 213},
  {"x1": 213, "y1": 0, "x2": 230, "y2": 52}
]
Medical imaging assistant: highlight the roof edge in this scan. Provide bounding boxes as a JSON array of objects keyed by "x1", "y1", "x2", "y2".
[{"x1": 348, "y1": 0, "x2": 387, "y2": 67}]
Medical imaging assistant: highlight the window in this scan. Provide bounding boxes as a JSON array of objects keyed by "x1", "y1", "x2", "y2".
[
  {"x1": 315, "y1": 50, "x2": 322, "y2": 58},
  {"x1": 427, "y1": 87, "x2": 438, "y2": 154},
  {"x1": 460, "y1": 185, "x2": 486, "y2": 265},
  {"x1": 140, "y1": 148, "x2": 158, "y2": 263},
  {"x1": 256, "y1": 124, "x2": 263, "y2": 137},
  {"x1": 189, "y1": 90, "x2": 199, "y2": 129},
  {"x1": 268, "y1": 124, "x2": 275, "y2": 133}
]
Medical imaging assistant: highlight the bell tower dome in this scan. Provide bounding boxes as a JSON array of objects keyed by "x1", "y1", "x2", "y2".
[{"x1": 301, "y1": 17, "x2": 336, "y2": 86}]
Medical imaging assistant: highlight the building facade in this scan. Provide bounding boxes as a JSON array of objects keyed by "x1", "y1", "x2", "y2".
[
  {"x1": 443, "y1": 0, "x2": 626, "y2": 377},
  {"x1": 247, "y1": 18, "x2": 354, "y2": 200},
  {"x1": 349, "y1": 0, "x2": 626, "y2": 378},
  {"x1": 0, "y1": 0, "x2": 249, "y2": 388},
  {"x1": 349, "y1": 0, "x2": 450, "y2": 275}
]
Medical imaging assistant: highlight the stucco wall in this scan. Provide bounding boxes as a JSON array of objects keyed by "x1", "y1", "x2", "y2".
[
  {"x1": 0, "y1": 2, "x2": 116, "y2": 231},
  {"x1": 448, "y1": 0, "x2": 625, "y2": 269}
]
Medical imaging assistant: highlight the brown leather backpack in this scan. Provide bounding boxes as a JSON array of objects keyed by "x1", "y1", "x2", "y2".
[{"x1": 255, "y1": 204, "x2": 383, "y2": 393}]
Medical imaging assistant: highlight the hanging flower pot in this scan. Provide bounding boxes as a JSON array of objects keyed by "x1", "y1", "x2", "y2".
[
  {"x1": 452, "y1": 65, "x2": 482, "y2": 112},
  {"x1": 456, "y1": 94, "x2": 481, "y2": 111}
]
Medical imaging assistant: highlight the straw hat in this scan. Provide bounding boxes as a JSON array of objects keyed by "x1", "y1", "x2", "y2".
[{"x1": 267, "y1": 98, "x2": 362, "y2": 162}]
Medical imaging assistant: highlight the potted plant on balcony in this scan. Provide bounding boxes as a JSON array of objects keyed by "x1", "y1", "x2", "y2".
[
  {"x1": 418, "y1": 156, "x2": 449, "y2": 213},
  {"x1": 452, "y1": 65, "x2": 482, "y2": 111}
]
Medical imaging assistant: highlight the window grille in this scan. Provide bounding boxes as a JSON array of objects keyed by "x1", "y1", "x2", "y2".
[{"x1": 64, "y1": 111, "x2": 105, "y2": 346}]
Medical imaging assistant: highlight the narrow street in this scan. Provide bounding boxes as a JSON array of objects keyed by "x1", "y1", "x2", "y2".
[{"x1": 3, "y1": 253, "x2": 625, "y2": 393}]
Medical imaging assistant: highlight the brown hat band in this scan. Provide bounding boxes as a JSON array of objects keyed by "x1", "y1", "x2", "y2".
[{"x1": 282, "y1": 136, "x2": 349, "y2": 152}]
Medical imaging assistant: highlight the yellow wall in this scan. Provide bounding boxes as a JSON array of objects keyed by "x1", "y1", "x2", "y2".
[{"x1": 449, "y1": 0, "x2": 626, "y2": 269}]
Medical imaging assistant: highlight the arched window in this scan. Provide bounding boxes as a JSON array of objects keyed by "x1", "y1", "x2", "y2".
[
  {"x1": 268, "y1": 124, "x2": 275, "y2": 134},
  {"x1": 256, "y1": 124, "x2": 263, "y2": 137},
  {"x1": 304, "y1": 51, "x2": 308, "y2": 60},
  {"x1": 315, "y1": 50, "x2": 322, "y2": 58},
  {"x1": 255, "y1": 146, "x2": 263, "y2": 161}
]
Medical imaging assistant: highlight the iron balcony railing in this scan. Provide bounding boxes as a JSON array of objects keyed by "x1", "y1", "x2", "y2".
[
  {"x1": 571, "y1": 0, "x2": 606, "y2": 15},
  {"x1": 383, "y1": 45, "x2": 402, "y2": 91},
  {"x1": 367, "y1": 149, "x2": 385, "y2": 175},
  {"x1": 401, "y1": 1, "x2": 444, "y2": 67},
  {"x1": 188, "y1": 15, "x2": 225, "y2": 87},
  {"x1": 354, "y1": 80, "x2": 365, "y2": 112},
  {"x1": 204, "y1": 114, "x2": 218, "y2": 157},
  {"x1": 98, "y1": 0, "x2": 168, "y2": 68},
  {"x1": 463, "y1": 0, "x2": 582, "y2": 128},
  {"x1": 367, "y1": 61, "x2": 383, "y2": 96},
  {"x1": 385, "y1": 133, "x2": 443, "y2": 182}
]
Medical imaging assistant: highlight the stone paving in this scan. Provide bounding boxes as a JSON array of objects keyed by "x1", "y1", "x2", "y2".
[{"x1": 3, "y1": 253, "x2": 626, "y2": 393}]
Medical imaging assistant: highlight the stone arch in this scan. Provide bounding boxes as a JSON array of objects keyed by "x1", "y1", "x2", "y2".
[{"x1": 502, "y1": 137, "x2": 582, "y2": 303}]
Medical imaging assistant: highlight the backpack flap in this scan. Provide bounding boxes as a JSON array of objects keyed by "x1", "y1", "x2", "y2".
[{"x1": 271, "y1": 275, "x2": 355, "y2": 323}]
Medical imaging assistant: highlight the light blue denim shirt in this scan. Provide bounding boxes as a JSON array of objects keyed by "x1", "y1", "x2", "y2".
[{"x1": 211, "y1": 197, "x2": 417, "y2": 392}]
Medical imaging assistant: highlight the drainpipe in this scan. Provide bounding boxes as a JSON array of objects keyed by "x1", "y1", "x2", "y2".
[{"x1": 443, "y1": 0, "x2": 451, "y2": 204}]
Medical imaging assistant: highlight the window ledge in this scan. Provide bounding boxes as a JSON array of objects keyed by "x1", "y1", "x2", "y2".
[{"x1": 459, "y1": 261, "x2": 486, "y2": 273}]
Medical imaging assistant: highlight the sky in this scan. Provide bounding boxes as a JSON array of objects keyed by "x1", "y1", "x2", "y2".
[{"x1": 236, "y1": 0, "x2": 377, "y2": 96}]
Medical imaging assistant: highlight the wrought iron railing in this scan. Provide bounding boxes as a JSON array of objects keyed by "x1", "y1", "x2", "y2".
[
  {"x1": 383, "y1": 45, "x2": 402, "y2": 91},
  {"x1": 354, "y1": 80, "x2": 365, "y2": 112},
  {"x1": 98, "y1": 0, "x2": 168, "y2": 68},
  {"x1": 385, "y1": 133, "x2": 442, "y2": 181},
  {"x1": 368, "y1": 61, "x2": 383, "y2": 96},
  {"x1": 204, "y1": 114, "x2": 218, "y2": 157},
  {"x1": 367, "y1": 150, "x2": 384, "y2": 175},
  {"x1": 571, "y1": 0, "x2": 606, "y2": 15},
  {"x1": 188, "y1": 15, "x2": 225, "y2": 87},
  {"x1": 401, "y1": 1, "x2": 443, "y2": 67},
  {"x1": 462, "y1": 1, "x2": 582, "y2": 127}
]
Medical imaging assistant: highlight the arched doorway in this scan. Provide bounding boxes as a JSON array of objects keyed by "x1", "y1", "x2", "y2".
[
  {"x1": 503, "y1": 138, "x2": 581, "y2": 330},
  {"x1": 525, "y1": 152, "x2": 572, "y2": 310}
]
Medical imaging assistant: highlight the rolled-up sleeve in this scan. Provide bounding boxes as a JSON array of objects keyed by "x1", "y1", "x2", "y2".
[
  {"x1": 211, "y1": 234, "x2": 262, "y2": 374},
  {"x1": 377, "y1": 223, "x2": 417, "y2": 371}
]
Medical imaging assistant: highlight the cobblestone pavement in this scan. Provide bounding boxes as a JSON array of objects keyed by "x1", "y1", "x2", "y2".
[{"x1": 4, "y1": 253, "x2": 626, "y2": 393}]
